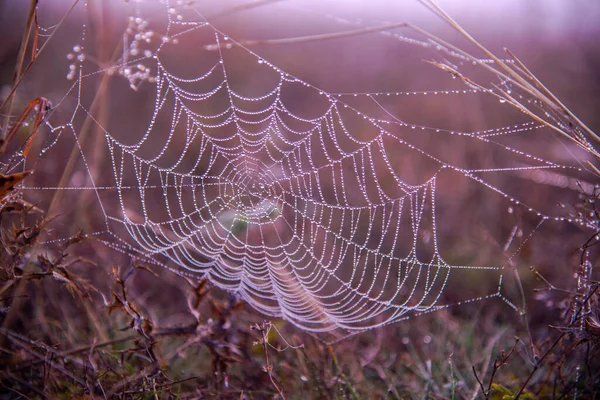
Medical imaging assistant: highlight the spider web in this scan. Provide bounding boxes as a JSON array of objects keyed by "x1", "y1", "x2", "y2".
[{"x1": 6, "y1": 0, "x2": 595, "y2": 341}]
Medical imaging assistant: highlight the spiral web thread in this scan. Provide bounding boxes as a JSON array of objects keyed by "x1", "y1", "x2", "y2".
[{"x1": 11, "y1": 0, "x2": 592, "y2": 341}]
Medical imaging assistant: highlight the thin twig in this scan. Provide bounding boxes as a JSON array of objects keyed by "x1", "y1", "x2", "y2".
[
  {"x1": 205, "y1": 22, "x2": 408, "y2": 50},
  {"x1": 0, "y1": 0, "x2": 80, "y2": 114},
  {"x1": 472, "y1": 366, "x2": 487, "y2": 399},
  {"x1": 514, "y1": 285, "x2": 599, "y2": 399},
  {"x1": 416, "y1": 0, "x2": 600, "y2": 164},
  {"x1": 253, "y1": 321, "x2": 285, "y2": 399},
  {"x1": 0, "y1": 0, "x2": 38, "y2": 139},
  {"x1": 2, "y1": 329, "x2": 88, "y2": 387}
]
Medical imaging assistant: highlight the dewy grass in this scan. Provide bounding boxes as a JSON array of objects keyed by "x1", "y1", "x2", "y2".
[
  {"x1": 417, "y1": 0, "x2": 600, "y2": 170},
  {"x1": 0, "y1": 1, "x2": 599, "y2": 398}
]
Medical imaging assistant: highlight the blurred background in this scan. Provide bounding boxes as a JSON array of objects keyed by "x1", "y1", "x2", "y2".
[{"x1": 0, "y1": 0, "x2": 599, "y2": 398}]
